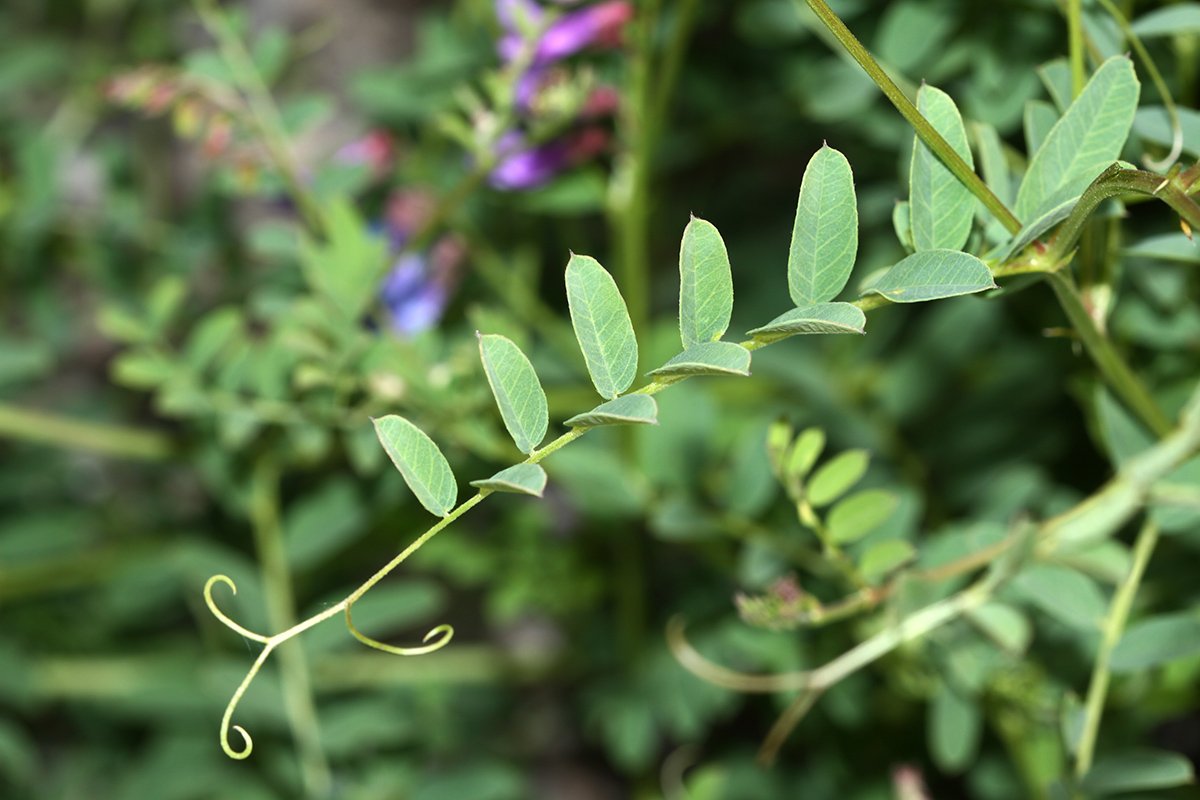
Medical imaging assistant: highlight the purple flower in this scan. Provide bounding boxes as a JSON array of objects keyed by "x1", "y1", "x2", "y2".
[
  {"x1": 490, "y1": 131, "x2": 572, "y2": 191},
  {"x1": 496, "y1": 0, "x2": 634, "y2": 67},
  {"x1": 380, "y1": 253, "x2": 449, "y2": 336}
]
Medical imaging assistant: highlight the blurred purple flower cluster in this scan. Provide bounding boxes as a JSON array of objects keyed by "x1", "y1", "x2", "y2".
[
  {"x1": 336, "y1": 137, "x2": 465, "y2": 337},
  {"x1": 489, "y1": 0, "x2": 633, "y2": 191}
]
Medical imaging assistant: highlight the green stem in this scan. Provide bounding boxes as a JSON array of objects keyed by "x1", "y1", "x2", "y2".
[
  {"x1": 1074, "y1": 520, "x2": 1160, "y2": 780},
  {"x1": 610, "y1": 0, "x2": 662, "y2": 345},
  {"x1": 799, "y1": 0, "x2": 1022, "y2": 235},
  {"x1": 192, "y1": 0, "x2": 326, "y2": 236},
  {"x1": 1045, "y1": 270, "x2": 1171, "y2": 437},
  {"x1": 0, "y1": 402, "x2": 174, "y2": 460},
  {"x1": 250, "y1": 458, "x2": 330, "y2": 798},
  {"x1": 1067, "y1": 0, "x2": 1086, "y2": 100}
]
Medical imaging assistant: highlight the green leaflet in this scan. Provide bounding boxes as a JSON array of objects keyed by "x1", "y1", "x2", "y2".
[
  {"x1": 1131, "y1": 4, "x2": 1200, "y2": 36},
  {"x1": 372, "y1": 415, "x2": 457, "y2": 517},
  {"x1": 1023, "y1": 100, "x2": 1059, "y2": 161},
  {"x1": 565, "y1": 253, "x2": 638, "y2": 399},
  {"x1": 892, "y1": 201, "x2": 914, "y2": 253},
  {"x1": 865, "y1": 250, "x2": 996, "y2": 303},
  {"x1": 1133, "y1": 105, "x2": 1200, "y2": 159},
  {"x1": 789, "y1": 145, "x2": 858, "y2": 306},
  {"x1": 1036, "y1": 58, "x2": 1073, "y2": 113},
  {"x1": 928, "y1": 683, "x2": 982, "y2": 775},
  {"x1": 973, "y1": 121, "x2": 1013, "y2": 208},
  {"x1": 807, "y1": 449, "x2": 868, "y2": 507},
  {"x1": 991, "y1": 195, "x2": 1080, "y2": 262},
  {"x1": 470, "y1": 463, "x2": 547, "y2": 497},
  {"x1": 827, "y1": 489, "x2": 899, "y2": 544},
  {"x1": 1124, "y1": 232, "x2": 1200, "y2": 264},
  {"x1": 1081, "y1": 750, "x2": 1195, "y2": 796},
  {"x1": 646, "y1": 341, "x2": 751, "y2": 378},
  {"x1": 299, "y1": 196, "x2": 387, "y2": 320},
  {"x1": 1010, "y1": 564, "x2": 1107, "y2": 629},
  {"x1": 478, "y1": 333, "x2": 548, "y2": 455},
  {"x1": 967, "y1": 602, "x2": 1033, "y2": 656},
  {"x1": 1015, "y1": 57, "x2": 1140, "y2": 223},
  {"x1": 679, "y1": 216, "x2": 733, "y2": 348},
  {"x1": 858, "y1": 539, "x2": 916, "y2": 584},
  {"x1": 564, "y1": 394, "x2": 658, "y2": 428},
  {"x1": 747, "y1": 302, "x2": 866, "y2": 343},
  {"x1": 1110, "y1": 612, "x2": 1200, "y2": 672},
  {"x1": 910, "y1": 84, "x2": 974, "y2": 252}
]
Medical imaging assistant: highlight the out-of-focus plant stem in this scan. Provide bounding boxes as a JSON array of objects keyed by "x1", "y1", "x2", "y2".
[
  {"x1": 250, "y1": 457, "x2": 330, "y2": 798},
  {"x1": 1067, "y1": 0, "x2": 1086, "y2": 100},
  {"x1": 0, "y1": 402, "x2": 174, "y2": 460},
  {"x1": 1074, "y1": 520, "x2": 1159, "y2": 785},
  {"x1": 192, "y1": 0, "x2": 327, "y2": 236}
]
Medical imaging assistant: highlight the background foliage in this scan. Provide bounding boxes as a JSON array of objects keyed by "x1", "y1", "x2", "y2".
[{"x1": 2, "y1": 0, "x2": 1200, "y2": 798}]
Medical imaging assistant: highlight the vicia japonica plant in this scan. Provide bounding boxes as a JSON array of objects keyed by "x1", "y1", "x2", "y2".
[{"x1": 8, "y1": 0, "x2": 1200, "y2": 796}]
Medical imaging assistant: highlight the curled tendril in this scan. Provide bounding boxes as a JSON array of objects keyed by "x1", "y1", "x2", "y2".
[
  {"x1": 219, "y1": 643, "x2": 275, "y2": 759},
  {"x1": 345, "y1": 598, "x2": 454, "y2": 656},
  {"x1": 204, "y1": 575, "x2": 272, "y2": 644}
]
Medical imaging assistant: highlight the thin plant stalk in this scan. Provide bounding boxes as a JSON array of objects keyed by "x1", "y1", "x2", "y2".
[
  {"x1": 1067, "y1": 0, "x2": 1086, "y2": 100},
  {"x1": 1073, "y1": 520, "x2": 1160, "y2": 781},
  {"x1": 797, "y1": 0, "x2": 1021, "y2": 235},
  {"x1": 250, "y1": 458, "x2": 331, "y2": 798},
  {"x1": 0, "y1": 402, "x2": 174, "y2": 461}
]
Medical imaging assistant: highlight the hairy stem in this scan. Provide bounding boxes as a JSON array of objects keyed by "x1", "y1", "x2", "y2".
[
  {"x1": 250, "y1": 458, "x2": 330, "y2": 798},
  {"x1": 798, "y1": 0, "x2": 1021, "y2": 235},
  {"x1": 0, "y1": 402, "x2": 174, "y2": 461},
  {"x1": 1074, "y1": 520, "x2": 1160, "y2": 780}
]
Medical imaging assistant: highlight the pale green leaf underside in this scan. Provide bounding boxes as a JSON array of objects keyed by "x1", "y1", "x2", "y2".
[
  {"x1": 789, "y1": 145, "x2": 858, "y2": 306},
  {"x1": 992, "y1": 194, "x2": 1080, "y2": 262},
  {"x1": 859, "y1": 539, "x2": 916, "y2": 584},
  {"x1": 679, "y1": 217, "x2": 733, "y2": 348},
  {"x1": 372, "y1": 415, "x2": 457, "y2": 517},
  {"x1": 827, "y1": 488, "x2": 899, "y2": 544},
  {"x1": 1023, "y1": 100, "x2": 1059, "y2": 161},
  {"x1": 1015, "y1": 57, "x2": 1139, "y2": 222},
  {"x1": 564, "y1": 394, "x2": 659, "y2": 428},
  {"x1": 911, "y1": 85, "x2": 974, "y2": 252},
  {"x1": 892, "y1": 201, "x2": 914, "y2": 252},
  {"x1": 973, "y1": 121, "x2": 1012, "y2": 208},
  {"x1": 1081, "y1": 750, "x2": 1194, "y2": 796},
  {"x1": 565, "y1": 254, "x2": 638, "y2": 399},
  {"x1": 479, "y1": 333, "x2": 548, "y2": 454},
  {"x1": 866, "y1": 250, "x2": 996, "y2": 303},
  {"x1": 1131, "y1": 4, "x2": 1200, "y2": 37},
  {"x1": 747, "y1": 302, "x2": 866, "y2": 342},
  {"x1": 470, "y1": 463, "x2": 547, "y2": 497},
  {"x1": 647, "y1": 341, "x2": 751, "y2": 378}
]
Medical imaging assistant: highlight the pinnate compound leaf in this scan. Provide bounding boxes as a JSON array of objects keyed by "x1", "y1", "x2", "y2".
[
  {"x1": 646, "y1": 341, "x2": 751, "y2": 378},
  {"x1": 910, "y1": 84, "x2": 975, "y2": 252},
  {"x1": 747, "y1": 302, "x2": 865, "y2": 343},
  {"x1": 372, "y1": 415, "x2": 457, "y2": 517},
  {"x1": 928, "y1": 683, "x2": 982, "y2": 774},
  {"x1": 1080, "y1": 749, "x2": 1195, "y2": 796},
  {"x1": 470, "y1": 463, "x2": 547, "y2": 497},
  {"x1": 827, "y1": 489, "x2": 899, "y2": 544},
  {"x1": 564, "y1": 394, "x2": 658, "y2": 428},
  {"x1": 679, "y1": 216, "x2": 733, "y2": 348},
  {"x1": 806, "y1": 449, "x2": 869, "y2": 507},
  {"x1": 565, "y1": 253, "x2": 638, "y2": 399},
  {"x1": 1015, "y1": 57, "x2": 1139, "y2": 222},
  {"x1": 1110, "y1": 612, "x2": 1200, "y2": 672},
  {"x1": 789, "y1": 145, "x2": 858, "y2": 306},
  {"x1": 859, "y1": 539, "x2": 916, "y2": 584},
  {"x1": 866, "y1": 250, "x2": 996, "y2": 303},
  {"x1": 478, "y1": 333, "x2": 548, "y2": 454}
]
